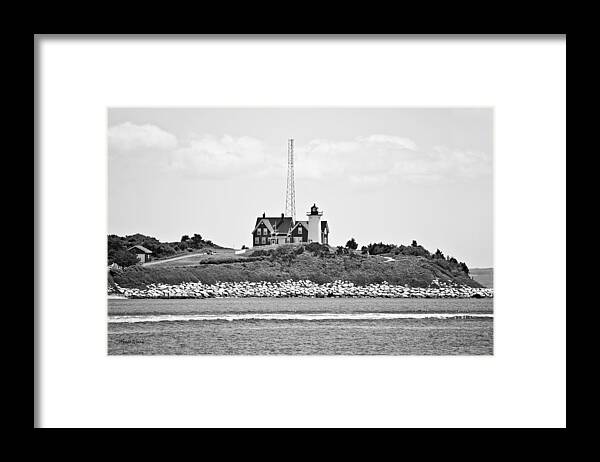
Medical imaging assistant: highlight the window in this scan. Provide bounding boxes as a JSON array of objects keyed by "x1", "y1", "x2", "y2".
[
  {"x1": 298, "y1": 226, "x2": 302, "y2": 235},
  {"x1": 261, "y1": 237, "x2": 266, "y2": 244},
  {"x1": 254, "y1": 237, "x2": 259, "y2": 244},
  {"x1": 257, "y1": 228, "x2": 262, "y2": 235}
]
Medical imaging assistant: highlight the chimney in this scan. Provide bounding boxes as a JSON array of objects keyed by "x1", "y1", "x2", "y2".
[
  {"x1": 281, "y1": 213, "x2": 284, "y2": 218},
  {"x1": 262, "y1": 212, "x2": 265, "y2": 218}
]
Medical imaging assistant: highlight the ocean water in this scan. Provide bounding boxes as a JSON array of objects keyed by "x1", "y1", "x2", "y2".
[{"x1": 108, "y1": 298, "x2": 493, "y2": 355}]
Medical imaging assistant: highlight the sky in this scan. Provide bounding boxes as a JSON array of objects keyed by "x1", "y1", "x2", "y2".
[{"x1": 108, "y1": 108, "x2": 493, "y2": 268}]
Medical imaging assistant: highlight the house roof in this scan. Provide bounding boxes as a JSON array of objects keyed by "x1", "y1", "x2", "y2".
[
  {"x1": 253, "y1": 216, "x2": 294, "y2": 234},
  {"x1": 290, "y1": 221, "x2": 308, "y2": 233},
  {"x1": 127, "y1": 244, "x2": 152, "y2": 254},
  {"x1": 253, "y1": 218, "x2": 275, "y2": 234}
]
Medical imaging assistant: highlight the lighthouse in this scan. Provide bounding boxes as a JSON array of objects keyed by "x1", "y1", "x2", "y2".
[{"x1": 307, "y1": 203, "x2": 323, "y2": 243}]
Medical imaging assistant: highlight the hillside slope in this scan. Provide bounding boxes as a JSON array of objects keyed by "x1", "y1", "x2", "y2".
[
  {"x1": 111, "y1": 245, "x2": 481, "y2": 289},
  {"x1": 470, "y1": 268, "x2": 493, "y2": 288}
]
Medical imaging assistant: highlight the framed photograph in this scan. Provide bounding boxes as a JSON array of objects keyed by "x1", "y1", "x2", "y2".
[
  {"x1": 35, "y1": 35, "x2": 566, "y2": 428},
  {"x1": 107, "y1": 107, "x2": 494, "y2": 356}
]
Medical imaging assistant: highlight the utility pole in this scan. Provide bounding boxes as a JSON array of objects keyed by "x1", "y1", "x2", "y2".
[{"x1": 285, "y1": 138, "x2": 296, "y2": 220}]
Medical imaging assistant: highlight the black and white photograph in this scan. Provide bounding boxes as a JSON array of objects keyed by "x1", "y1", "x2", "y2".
[
  {"x1": 36, "y1": 35, "x2": 565, "y2": 428},
  {"x1": 107, "y1": 108, "x2": 493, "y2": 355}
]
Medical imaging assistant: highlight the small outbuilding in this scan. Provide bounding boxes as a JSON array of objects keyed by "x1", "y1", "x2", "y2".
[{"x1": 127, "y1": 245, "x2": 153, "y2": 263}]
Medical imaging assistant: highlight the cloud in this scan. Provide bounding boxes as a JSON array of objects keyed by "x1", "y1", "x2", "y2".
[
  {"x1": 109, "y1": 122, "x2": 178, "y2": 152},
  {"x1": 108, "y1": 125, "x2": 491, "y2": 185},
  {"x1": 430, "y1": 146, "x2": 492, "y2": 179},
  {"x1": 168, "y1": 134, "x2": 277, "y2": 179},
  {"x1": 356, "y1": 134, "x2": 418, "y2": 151},
  {"x1": 108, "y1": 124, "x2": 280, "y2": 179},
  {"x1": 295, "y1": 135, "x2": 491, "y2": 184}
]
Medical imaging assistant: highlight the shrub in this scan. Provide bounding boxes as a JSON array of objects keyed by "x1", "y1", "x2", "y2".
[
  {"x1": 345, "y1": 238, "x2": 358, "y2": 250},
  {"x1": 366, "y1": 242, "x2": 396, "y2": 255},
  {"x1": 305, "y1": 242, "x2": 329, "y2": 255},
  {"x1": 250, "y1": 249, "x2": 270, "y2": 257},
  {"x1": 396, "y1": 244, "x2": 431, "y2": 258},
  {"x1": 336, "y1": 246, "x2": 349, "y2": 255},
  {"x1": 305, "y1": 242, "x2": 322, "y2": 252},
  {"x1": 110, "y1": 249, "x2": 140, "y2": 267}
]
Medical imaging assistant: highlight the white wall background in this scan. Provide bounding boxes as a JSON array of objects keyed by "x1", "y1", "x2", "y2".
[{"x1": 37, "y1": 36, "x2": 566, "y2": 428}]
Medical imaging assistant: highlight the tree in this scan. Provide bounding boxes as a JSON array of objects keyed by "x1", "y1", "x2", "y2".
[
  {"x1": 361, "y1": 246, "x2": 368, "y2": 255},
  {"x1": 190, "y1": 233, "x2": 203, "y2": 248},
  {"x1": 412, "y1": 240, "x2": 418, "y2": 247},
  {"x1": 181, "y1": 235, "x2": 190, "y2": 242},
  {"x1": 459, "y1": 261, "x2": 470, "y2": 275},
  {"x1": 345, "y1": 238, "x2": 358, "y2": 250},
  {"x1": 107, "y1": 235, "x2": 126, "y2": 264},
  {"x1": 176, "y1": 241, "x2": 189, "y2": 251},
  {"x1": 434, "y1": 249, "x2": 445, "y2": 260},
  {"x1": 110, "y1": 249, "x2": 140, "y2": 267}
]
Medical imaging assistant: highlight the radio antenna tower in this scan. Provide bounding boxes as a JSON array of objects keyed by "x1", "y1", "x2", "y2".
[{"x1": 285, "y1": 138, "x2": 296, "y2": 220}]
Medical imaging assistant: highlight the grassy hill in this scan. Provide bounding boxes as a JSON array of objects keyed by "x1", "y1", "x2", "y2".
[{"x1": 110, "y1": 243, "x2": 482, "y2": 290}]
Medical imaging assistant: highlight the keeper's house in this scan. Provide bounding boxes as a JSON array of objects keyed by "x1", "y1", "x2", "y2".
[{"x1": 252, "y1": 204, "x2": 329, "y2": 247}]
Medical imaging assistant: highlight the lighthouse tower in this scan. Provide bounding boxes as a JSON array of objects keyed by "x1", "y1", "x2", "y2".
[{"x1": 306, "y1": 203, "x2": 323, "y2": 243}]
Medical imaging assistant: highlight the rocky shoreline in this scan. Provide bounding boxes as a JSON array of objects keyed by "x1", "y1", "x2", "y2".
[{"x1": 110, "y1": 279, "x2": 493, "y2": 299}]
